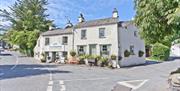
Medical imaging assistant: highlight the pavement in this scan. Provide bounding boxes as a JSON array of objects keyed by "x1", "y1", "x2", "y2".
[{"x1": 0, "y1": 51, "x2": 180, "y2": 91}]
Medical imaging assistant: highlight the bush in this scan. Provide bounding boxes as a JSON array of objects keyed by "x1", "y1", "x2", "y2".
[
  {"x1": 111, "y1": 54, "x2": 117, "y2": 60},
  {"x1": 152, "y1": 43, "x2": 170, "y2": 61},
  {"x1": 70, "y1": 51, "x2": 76, "y2": 57},
  {"x1": 95, "y1": 55, "x2": 101, "y2": 60},
  {"x1": 124, "y1": 50, "x2": 130, "y2": 57},
  {"x1": 100, "y1": 57, "x2": 109, "y2": 67},
  {"x1": 138, "y1": 50, "x2": 144, "y2": 57},
  {"x1": 40, "y1": 53, "x2": 46, "y2": 63}
]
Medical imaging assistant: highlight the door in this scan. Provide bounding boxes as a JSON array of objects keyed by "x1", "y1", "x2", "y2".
[{"x1": 89, "y1": 44, "x2": 97, "y2": 55}]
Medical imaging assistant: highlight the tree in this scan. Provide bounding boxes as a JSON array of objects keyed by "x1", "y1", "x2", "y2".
[
  {"x1": 134, "y1": 0, "x2": 180, "y2": 47},
  {"x1": 0, "y1": 0, "x2": 53, "y2": 56}
]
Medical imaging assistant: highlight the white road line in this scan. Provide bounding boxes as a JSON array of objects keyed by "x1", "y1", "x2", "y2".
[
  {"x1": 59, "y1": 80, "x2": 64, "y2": 85},
  {"x1": 47, "y1": 86, "x2": 53, "y2": 91},
  {"x1": 63, "y1": 77, "x2": 109, "y2": 82},
  {"x1": 48, "y1": 81, "x2": 53, "y2": 85},
  {"x1": 10, "y1": 55, "x2": 19, "y2": 70},
  {"x1": 49, "y1": 72, "x2": 52, "y2": 81},
  {"x1": 60, "y1": 85, "x2": 66, "y2": 91},
  {"x1": 118, "y1": 79, "x2": 149, "y2": 90}
]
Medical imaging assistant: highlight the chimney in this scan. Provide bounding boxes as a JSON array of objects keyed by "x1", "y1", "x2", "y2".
[
  {"x1": 78, "y1": 13, "x2": 85, "y2": 23},
  {"x1": 49, "y1": 26, "x2": 53, "y2": 31},
  {"x1": 112, "y1": 8, "x2": 119, "y2": 18}
]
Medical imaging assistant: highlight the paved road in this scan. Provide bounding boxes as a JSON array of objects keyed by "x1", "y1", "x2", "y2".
[{"x1": 0, "y1": 51, "x2": 180, "y2": 91}]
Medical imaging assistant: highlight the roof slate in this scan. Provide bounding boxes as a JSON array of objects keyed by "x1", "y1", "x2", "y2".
[
  {"x1": 41, "y1": 28, "x2": 73, "y2": 36},
  {"x1": 75, "y1": 17, "x2": 119, "y2": 28}
]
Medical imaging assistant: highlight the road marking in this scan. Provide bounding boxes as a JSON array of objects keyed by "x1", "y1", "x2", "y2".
[
  {"x1": 47, "y1": 86, "x2": 53, "y2": 91},
  {"x1": 10, "y1": 55, "x2": 19, "y2": 70},
  {"x1": 48, "y1": 81, "x2": 53, "y2": 85},
  {"x1": 118, "y1": 79, "x2": 149, "y2": 90},
  {"x1": 60, "y1": 85, "x2": 66, "y2": 91},
  {"x1": 63, "y1": 77, "x2": 109, "y2": 82}
]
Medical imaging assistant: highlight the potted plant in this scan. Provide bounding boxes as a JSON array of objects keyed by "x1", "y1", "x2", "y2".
[
  {"x1": 111, "y1": 54, "x2": 117, "y2": 68},
  {"x1": 40, "y1": 53, "x2": 46, "y2": 63},
  {"x1": 69, "y1": 51, "x2": 78, "y2": 64},
  {"x1": 87, "y1": 55, "x2": 95, "y2": 66},
  {"x1": 138, "y1": 50, "x2": 144, "y2": 57},
  {"x1": 100, "y1": 57, "x2": 109, "y2": 67},
  {"x1": 79, "y1": 55, "x2": 86, "y2": 64},
  {"x1": 124, "y1": 50, "x2": 130, "y2": 57},
  {"x1": 95, "y1": 55, "x2": 101, "y2": 66},
  {"x1": 70, "y1": 51, "x2": 76, "y2": 57}
]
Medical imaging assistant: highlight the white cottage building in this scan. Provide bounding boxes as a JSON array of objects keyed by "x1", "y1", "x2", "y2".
[{"x1": 34, "y1": 8, "x2": 145, "y2": 67}]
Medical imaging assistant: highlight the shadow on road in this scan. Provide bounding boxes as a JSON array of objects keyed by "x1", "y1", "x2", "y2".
[
  {"x1": 0, "y1": 53, "x2": 12, "y2": 56},
  {"x1": 0, "y1": 64, "x2": 71, "y2": 80}
]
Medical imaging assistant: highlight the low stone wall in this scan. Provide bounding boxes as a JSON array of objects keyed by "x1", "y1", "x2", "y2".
[{"x1": 168, "y1": 74, "x2": 180, "y2": 91}]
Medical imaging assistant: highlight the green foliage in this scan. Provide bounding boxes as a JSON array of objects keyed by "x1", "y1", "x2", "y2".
[
  {"x1": 138, "y1": 50, "x2": 144, "y2": 57},
  {"x1": 111, "y1": 54, "x2": 117, "y2": 60},
  {"x1": 152, "y1": 43, "x2": 170, "y2": 61},
  {"x1": 100, "y1": 57, "x2": 108, "y2": 63},
  {"x1": 0, "y1": 0, "x2": 53, "y2": 56},
  {"x1": 95, "y1": 55, "x2": 101, "y2": 60},
  {"x1": 70, "y1": 51, "x2": 76, "y2": 57},
  {"x1": 124, "y1": 50, "x2": 130, "y2": 57},
  {"x1": 40, "y1": 52, "x2": 46, "y2": 62},
  {"x1": 134, "y1": 0, "x2": 180, "y2": 46}
]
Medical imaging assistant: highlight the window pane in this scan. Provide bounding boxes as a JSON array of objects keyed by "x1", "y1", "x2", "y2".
[
  {"x1": 81, "y1": 30, "x2": 86, "y2": 39},
  {"x1": 99, "y1": 28, "x2": 105, "y2": 38},
  {"x1": 62, "y1": 37, "x2": 68, "y2": 44},
  {"x1": 45, "y1": 38, "x2": 49, "y2": 45}
]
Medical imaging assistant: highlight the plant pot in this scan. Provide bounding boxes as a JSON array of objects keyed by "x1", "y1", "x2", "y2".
[
  {"x1": 112, "y1": 60, "x2": 117, "y2": 68},
  {"x1": 85, "y1": 59, "x2": 88, "y2": 65}
]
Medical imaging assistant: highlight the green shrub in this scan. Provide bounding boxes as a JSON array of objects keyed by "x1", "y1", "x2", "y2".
[
  {"x1": 111, "y1": 54, "x2": 117, "y2": 60},
  {"x1": 100, "y1": 57, "x2": 108, "y2": 62},
  {"x1": 152, "y1": 43, "x2": 170, "y2": 61},
  {"x1": 40, "y1": 53, "x2": 46, "y2": 63},
  {"x1": 70, "y1": 51, "x2": 76, "y2": 57},
  {"x1": 100, "y1": 57, "x2": 109, "y2": 67},
  {"x1": 138, "y1": 50, "x2": 144, "y2": 57},
  {"x1": 124, "y1": 50, "x2": 130, "y2": 57},
  {"x1": 79, "y1": 55, "x2": 85, "y2": 60},
  {"x1": 95, "y1": 55, "x2": 101, "y2": 60}
]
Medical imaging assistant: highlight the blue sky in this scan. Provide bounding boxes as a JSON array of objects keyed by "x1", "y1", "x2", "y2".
[{"x1": 0, "y1": 0, "x2": 135, "y2": 28}]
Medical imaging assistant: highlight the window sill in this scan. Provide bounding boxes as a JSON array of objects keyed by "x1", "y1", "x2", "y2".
[
  {"x1": 99, "y1": 37, "x2": 106, "y2": 38},
  {"x1": 81, "y1": 38, "x2": 87, "y2": 40}
]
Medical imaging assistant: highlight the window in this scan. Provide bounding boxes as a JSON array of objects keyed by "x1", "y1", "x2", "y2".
[
  {"x1": 130, "y1": 45, "x2": 135, "y2": 55},
  {"x1": 77, "y1": 46, "x2": 86, "y2": 55},
  {"x1": 81, "y1": 30, "x2": 87, "y2": 39},
  {"x1": 99, "y1": 28, "x2": 105, "y2": 38},
  {"x1": 134, "y1": 31, "x2": 138, "y2": 37},
  {"x1": 62, "y1": 36, "x2": 68, "y2": 45},
  {"x1": 62, "y1": 51, "x2": 68, "y2": 57},
  {"x1": 45, "y1": 38, "x2": 50, "y2": 46},
  {"x1": 100, "y1": 45, "x2": 111, "y2": 56}
]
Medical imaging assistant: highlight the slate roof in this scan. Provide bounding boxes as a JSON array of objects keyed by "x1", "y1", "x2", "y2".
[
  {"x1": 41, "y1": 28, "x2": 73, "y2": 36},
  {"x1": 75, "y1": 17, "x2": 119, "y2": 28}
]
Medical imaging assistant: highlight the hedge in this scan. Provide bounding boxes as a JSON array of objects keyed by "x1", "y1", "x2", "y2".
[{"x1": 152, "y1": 43, "x2": 170, "y2": 61}]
